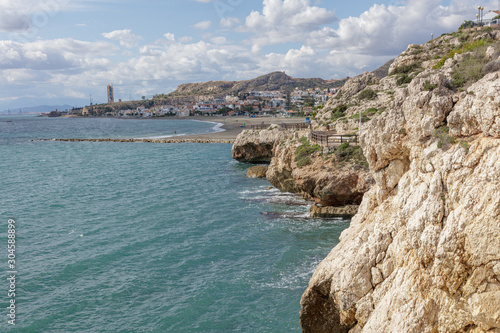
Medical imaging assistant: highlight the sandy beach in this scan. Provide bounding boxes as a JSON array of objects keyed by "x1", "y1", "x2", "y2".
[{"x1": 183, "y1": 116, "x2": 308, "y2": 140}]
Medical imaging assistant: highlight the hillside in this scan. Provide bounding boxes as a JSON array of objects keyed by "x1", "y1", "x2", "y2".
[{"x1": 167, "y1": 71, "x2": 348, "y2": 97}]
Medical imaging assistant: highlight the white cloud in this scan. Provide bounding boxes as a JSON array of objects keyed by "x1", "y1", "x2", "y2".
[
  {"x1": 220, "y1": 17, "x2": 241, "y2": 29},
  {"x1": 312, "y1": 0, "x2": 478, "y2": 56},
  {"x1": 164, "y1": 33, "x2": 175, "y2": 41},
  {"x1": 0, "y1": 39, "x2": 118, "y2": 70},
  {"x1": 193, "y1": 20, "x2": 212, "y2": 30},
  {"x1": 179, "y1": 36, "x2": 194, "y2": 43},
  {"x1": 240, "y1": 0, "x2": 337, "y2": 51},
  {"x1": 101, "y1": 29, "x2": 142, "y2": 48},
  {"x1": 211, "y1": 36, "x2": 228, "y2": 45}
]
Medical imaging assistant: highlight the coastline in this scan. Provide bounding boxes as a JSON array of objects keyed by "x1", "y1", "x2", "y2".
[{"x1": 41, "y1": 116, "x2": 307, "y2": 143}]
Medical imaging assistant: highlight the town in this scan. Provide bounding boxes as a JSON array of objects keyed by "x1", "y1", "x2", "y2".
[{"x1": 75, "y1": 83, "x2": 340, "y2": 118}]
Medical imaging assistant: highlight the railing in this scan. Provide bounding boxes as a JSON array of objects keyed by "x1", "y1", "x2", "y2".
[
  {"x1": 250, "y1": 124, "x2": 271, "y2": 130},
  {"x1": 311, "y1": 131, "x2": 358, "y2": 147},
  {"x1": 250, "y1": 123, "x2": 310, "y2": 130},
  {"x1": 281, "y1": 123, "x2": 310, "y2": 130}
]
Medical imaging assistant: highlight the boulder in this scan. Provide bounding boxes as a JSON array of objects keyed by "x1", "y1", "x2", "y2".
[{"x1": 246, "y1": 166, "x2": 268, "y2": 178}]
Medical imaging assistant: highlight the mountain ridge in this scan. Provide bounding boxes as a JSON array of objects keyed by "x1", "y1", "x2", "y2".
[{"x1": 167, "y1": 71, "x2": 348, "y2": 97}]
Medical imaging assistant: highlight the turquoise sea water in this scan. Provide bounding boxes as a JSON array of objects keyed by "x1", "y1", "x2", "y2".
[{"x1": 0, "y1": 116, "x2": 350, "y2": 332}]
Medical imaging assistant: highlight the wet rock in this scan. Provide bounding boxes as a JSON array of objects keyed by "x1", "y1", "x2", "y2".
[
  {"x1": 246, "y1": 166, "x2": 268, "y2": 178},
  {"x1": 309, "y1": 204, "x2": 359, "y2": 218}
]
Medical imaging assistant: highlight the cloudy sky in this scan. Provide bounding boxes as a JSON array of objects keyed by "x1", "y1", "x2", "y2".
[{"x1": 0, "y1": 0, "x2": 496, "y2": 110}]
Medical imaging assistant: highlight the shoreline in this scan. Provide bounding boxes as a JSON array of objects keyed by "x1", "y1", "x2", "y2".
[{"x1": 39, "y1": 116, "x2": 307, "y2": 143}]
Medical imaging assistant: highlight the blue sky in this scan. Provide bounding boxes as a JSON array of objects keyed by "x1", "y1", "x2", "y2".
[{"x1": 0, "y1": 0, "x2": 496, "y2": 110}]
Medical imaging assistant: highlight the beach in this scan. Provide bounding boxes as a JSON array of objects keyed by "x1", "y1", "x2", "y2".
[{"x1": 183, "y1": 116, "x2": 308, "y2": 141}]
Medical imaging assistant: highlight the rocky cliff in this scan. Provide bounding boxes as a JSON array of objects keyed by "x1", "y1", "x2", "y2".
[
  {"x1": 300, "y1": 28, "x2": 500, "y2": 332},
  {"x1": 232, "y1": 124, "x2": 373, "y2": 209}
]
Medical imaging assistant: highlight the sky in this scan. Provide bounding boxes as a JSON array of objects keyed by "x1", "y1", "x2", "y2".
[{"x1": 0, "y1": 0, "x2": 497, "y2": 110}]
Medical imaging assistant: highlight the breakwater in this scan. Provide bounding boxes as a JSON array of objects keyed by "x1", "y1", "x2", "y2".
[{"x1": 38, "y1": 137, "x2": 235, "y2": 144}]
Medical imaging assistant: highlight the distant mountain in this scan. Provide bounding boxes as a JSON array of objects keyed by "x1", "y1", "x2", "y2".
[
  {"x1": 168, "y1": 72, "x2": 348, "y2": 97},
  {"x1": 0, "y1": 105, "x2": 74, "y2": 114},
  {"x1": 371, "y1": 59, "x2": 395, "y2": 79}
]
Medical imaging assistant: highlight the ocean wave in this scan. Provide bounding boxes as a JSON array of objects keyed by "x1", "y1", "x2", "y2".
[{"x1": 191, "y1": 120, "x2": 226, "y2": 133}]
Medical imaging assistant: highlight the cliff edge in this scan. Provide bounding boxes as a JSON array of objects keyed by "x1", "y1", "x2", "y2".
[{"x1": 300, "y1": 28, "x2": 500, "y2": 332}]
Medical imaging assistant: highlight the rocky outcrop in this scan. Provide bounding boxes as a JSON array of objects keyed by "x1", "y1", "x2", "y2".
[
  {"x1": 310, "y1": 204, "x2": 359, "y2": 218},
  {"x1": 300, "y1": 30, "x2": 500, "y2": 332},
  {"x1": 246, "y1": 166, "x2": 268, "y2": 178},
  {"x1": 231, "y1": 125, "x2": 286, "y2": 163},
  {"x1": 292, "y1": 158, "x2": 373, "y2": 206},
  {"x1": 264, "y1": 132, "x2": 373, "y2": 205}
]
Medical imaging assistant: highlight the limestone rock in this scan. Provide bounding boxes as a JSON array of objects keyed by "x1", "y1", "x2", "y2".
[
  {"x1": 301, "y1": 31, "x2": 500, "y2": 333},
  {"x1": 293, "y1": 158, "x2": 373, "y2": 206},
  {"x1": 309, "y1": 204, "x2": 359, "y2": 218},
  {"x1": 246, "y1": 165, "x2": 268, "y2": 178},
  {"x1": 266, "y1": 137, "x2": 301, "y2": 193},
  {"x1": 232, "y1": 127, "x2": 286, "y2": 163}
]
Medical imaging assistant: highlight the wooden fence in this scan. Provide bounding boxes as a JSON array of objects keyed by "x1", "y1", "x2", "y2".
[
  {"x1": 281, "y1": 123, "x2": 310, "y2": 130},
  {"x1": 311, "y1": 131, "x2": 358, "y2": 147},
  {"x1": 250, "y1": 124, "x2": 271, "y2": 130}
]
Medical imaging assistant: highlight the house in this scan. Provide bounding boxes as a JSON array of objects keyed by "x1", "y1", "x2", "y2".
[{"x1": 484, "y1": 10, "x2": 500, "y2": 26}]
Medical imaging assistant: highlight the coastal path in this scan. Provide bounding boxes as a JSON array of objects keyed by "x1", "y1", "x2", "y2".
[{"x1": 248, "y1": 122, "x2": 359, "y2": 148}]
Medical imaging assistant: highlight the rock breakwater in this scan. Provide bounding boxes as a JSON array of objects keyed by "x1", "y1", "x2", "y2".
[{"x1": 39, "y1": 138, "x2": 235, "y2": 144}]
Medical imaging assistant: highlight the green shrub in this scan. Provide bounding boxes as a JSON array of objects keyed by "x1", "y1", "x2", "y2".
[
  {"x1": 434, "y1": 125, "x2": 456, "y2": 149},
  {"x1": 452, "y1": 52, "x2": 489, "y2": 88},
  {"x1": 423, "y1": 80, "x2": 437, "y2": 91},
  {"x1": 359, "y1": 88, "x2": 377, "y2": 100},
  {"x1": 460, "y1": 140, "x2": 470, "y2": 154},
  {"x1": 295, "y1": 137, "x2": 321, "y2": 168},
  {"x1": 330, "y1": 104, "x2": 348, "y2": 122},
  {"x1": 377, "y1": 107, "x2": 387, "y2": 114},
  {"x1": 390, "y1": 63, "x2": 420, "y2": 75},
  {"x1": 334, "y1": 143, "x2": 368, "y2": 168},
  {"x1": 434, "y1": 39, "x2": 493, "y2": 70},
  {"x1": 397, "y1": 73, "x2": 413, "y2": 85},
  {"x1": 349, "y1": 108, "x2": 378, "y2": 122}
]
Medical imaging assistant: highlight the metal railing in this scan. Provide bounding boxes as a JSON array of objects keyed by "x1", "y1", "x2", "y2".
[{"x1": 311, "y1": 131, "x2": 358, "y2": 147}]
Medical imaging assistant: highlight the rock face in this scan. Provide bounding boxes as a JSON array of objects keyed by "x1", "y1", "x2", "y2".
[
  {"x1": 231, "y1": 126, "x2": 286, "y2": 163},
  {"x1": 300, "y1": 31, "x2": 500, "y2": 332},
  {"x1": 246, "y1": 166, "x2": 268, "y2": 178}
]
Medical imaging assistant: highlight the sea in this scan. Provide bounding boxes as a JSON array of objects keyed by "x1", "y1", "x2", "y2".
[{"x1": 0, "y1": 115, "x2": 350, "y2": 332}]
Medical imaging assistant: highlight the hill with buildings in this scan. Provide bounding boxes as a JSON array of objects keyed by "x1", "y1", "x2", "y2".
[{"x1": 166, "y1": 71, "x2": 348, "y2": 98}]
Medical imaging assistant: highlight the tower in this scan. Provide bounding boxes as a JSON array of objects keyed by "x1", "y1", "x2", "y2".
[{"x1": 107, "y1": 83, "x2": 114, "y2": 103}]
